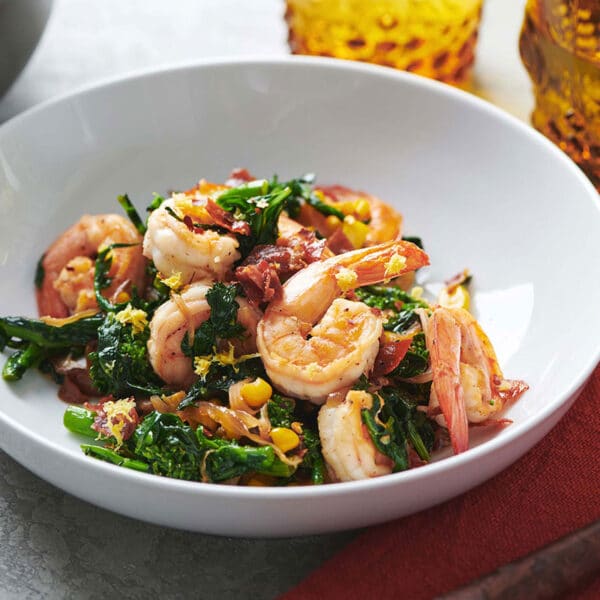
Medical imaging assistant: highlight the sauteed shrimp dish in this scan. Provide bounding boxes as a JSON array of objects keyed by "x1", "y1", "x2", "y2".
[{"x1": 0, "y1": 169, "x2": 528, "y2": 485}]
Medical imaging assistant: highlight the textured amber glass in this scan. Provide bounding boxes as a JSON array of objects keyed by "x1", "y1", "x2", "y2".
[
  {"x1": 520, "y1": 0, "x2": 600, "y2": 189},
  {"x1": 285, "y1": 0, "x2": 483, "y2": 85}
]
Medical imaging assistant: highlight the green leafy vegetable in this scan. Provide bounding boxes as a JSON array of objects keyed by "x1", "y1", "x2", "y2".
[
  {"x1": 88, "y1": 313, "x2": 163, "y2": 396},
  {"x1": 81, "y1": 444, "x2": 150, "y2": 472},
  {"x1": 178, "y1": 356, "x2": 264, "y2": 409},
  {"x1": 361, "y1": 387, "x2": 435, "y2": 472},
  {"x1": 391, "y1": 333, "x2": 429, "y2": 379},
  {"x1": 196, "y1": 426, "x2": 294, "y2": 482},
  {"x1": 300, "y1": 427, "x2": 325, "y2": 485},
  {"x1": 267, "y1": 394, "x2": 296, "y2": 428},
  {"x1": 177, "y1": 282, "x2": 259, "y2": 408},
  {"x1": 118, "y1": 194, "x2": 146, "y2": 235},
  {"x1": 77, "y1": 410, "x2": 293, "y2": 482},
  {"x1": 265, "y1": 395, "x2": 324, "y2": 484},
  {"x1": 0, "y1": 314, "x2": 103, "y2": 349},
  {"x1": 131, "y1": 411, "x2": 203, "y2": 480},
  {"x1": 352, "y1": 374, "x2": 371, "y2": 391},
  {"x1": 355, "y1": 285, "x2": 429, "y2": 335},
  {"x1": 0, "y1": 314, "x2": 103, "y2": 381},
  {"x1": 215, "y1": 175, "x2": 313, "y2": 256},
  {"x1": 181, "y1": 282, "x2": 245, "y2": 359}
]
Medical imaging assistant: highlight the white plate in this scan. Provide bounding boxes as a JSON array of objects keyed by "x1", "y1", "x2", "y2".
[{"x1": 0, "y1": 58, "x2": 599, "y2": 537}]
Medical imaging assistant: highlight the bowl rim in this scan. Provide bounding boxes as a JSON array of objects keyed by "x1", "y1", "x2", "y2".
[{"x1": 1, "y1": 55, "x2": 599, "y2": 501}]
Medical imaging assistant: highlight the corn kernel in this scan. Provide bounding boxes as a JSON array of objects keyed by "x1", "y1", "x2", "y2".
[
  {"x1": 270, "y1": 427, "x2": 300, "y2": 453},
  {"x1": 354, "y1": 198, "x2": 371, "y2": 221},
  {"x1": 240, "y1": 377, "x2": 273, "y2": 408},
  {"x1": 325, "y1": 215, "x2": 341, "y2": 230},
  {"x1": 116, "y1": 292, "x2": 131, "y2": 304},
  {"x1": 335, "y1": 200, "x2": 357, "y2": 215},
  {"x1": 342, "y1": 218, "x2": 369, "y2": 248}
]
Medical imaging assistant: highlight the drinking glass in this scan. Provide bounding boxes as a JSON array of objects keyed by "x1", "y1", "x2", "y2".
[
  {"x1": 285, "y1": 0, "x2": 484, "y2": 85},
  {"x1": 520, "y1": 0, "x2": 600, "y2": 189}
]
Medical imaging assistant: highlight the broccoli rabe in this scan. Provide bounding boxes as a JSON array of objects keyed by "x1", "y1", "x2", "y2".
[
  {"x1": 361, "y1": 387, "x2": 435, "y2": 472},
  {"x1": 88, "y1": 313, "x2": 164, "y2": 397},
  {"x1": 355, "y1": 285, "x2": 428, "y2": 335},
  {"x1": 267, "y1": 394, "x2": 296, "y2": 428},
  {"x1": 300, "y1": 427, "x2": 325, "y2": 485},
  {"x1": 391, "y1": 333, "x2": 430, "y2": 379},
  {"x1": 131, "y1": 411, "x2": 204, "y2": 480},
  {"x1": 215, "y1": 174, "x2": 316, "y2": 256},
  {"x1": 0, "y1": 314, "x2": 103, "y2": 381},
  {"x1": 178, "y1": 356, "x2": 265, "y2": 410},
  {"x1": 181, "y1": 282, "x2": 246, "y2": 359},
  {"x1": 265, "y1": 395, "x2": 325, "y2": 484},
  {"x1": 65, "y1": 408, "x2": 295, "y2": 483}
]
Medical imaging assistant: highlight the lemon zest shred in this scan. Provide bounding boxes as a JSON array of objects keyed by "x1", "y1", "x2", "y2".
[
  {"x1": 193, "y1": 342, "x2": 260, "y2": 376},
  {"x1": 172, "y1": 193, "x2": 210, "y2": 221},
  {"x1": 40, "y1": 309, "x2": 99, "y2": 327},
  {"x1": 114, "y1": 304, "x2": 148, "y2": 335},
  {"x1": 101, "y1": 398, "x2": 137, "y2": 448},
  {"x1": 160, "y1": 271, "x2": 183, "y2": 291},
  {"x1": 384, "y1": 253, "x2": 407, "y2": 278},
  {"x1": 335, "y1": 267, "x2": 358, "y2": 292}
]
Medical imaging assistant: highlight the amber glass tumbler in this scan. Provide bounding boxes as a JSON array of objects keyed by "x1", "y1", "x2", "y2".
[
  {"x1": 285, "y1": 0, "x2": 483, "y2": 85},
  {"x1": 520, "y1": 0, "x2": 600, "y2": 190}
]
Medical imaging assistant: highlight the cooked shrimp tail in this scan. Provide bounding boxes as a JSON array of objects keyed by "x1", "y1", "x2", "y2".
[
  {"x1": 332, "y1": 239, "x2": 428, "y2": 287},
  {"x1": 427, "y1": 308, "x2": 469, "y2": 454},
  {"x1": 426, "y1": 307, "x2": 529, "y2": 455}
]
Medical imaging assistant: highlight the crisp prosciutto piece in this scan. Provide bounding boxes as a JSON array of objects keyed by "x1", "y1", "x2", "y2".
[
  {"x1": 372, "y1": 338, "x2": 412, "y2": 378},
  {"x1": 235, "y1": 228, "x2": 327, "y2": 303},
  {"x1": 204, "y1": 198, "x2": 251, "y2": 236},
  {"x1": 236, "y1": 259, "x2": 283, "y2": 304}
]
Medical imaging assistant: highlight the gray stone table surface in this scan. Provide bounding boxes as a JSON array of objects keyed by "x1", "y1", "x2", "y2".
[{"x1": 0, "y1": 0, "x2": 531, "y2": 598}]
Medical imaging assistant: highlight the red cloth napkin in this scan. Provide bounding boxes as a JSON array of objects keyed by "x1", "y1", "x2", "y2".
[{"x1": 283, "y1": 364, "x2": 600, "y2": 600}]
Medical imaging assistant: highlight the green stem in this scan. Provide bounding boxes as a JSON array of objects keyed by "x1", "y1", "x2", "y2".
[
  {"x1": 63, "y1": 406, "x2": 97, "y2": 438},
  {"x1": 407, "y1": 420, "x2": 430, "y2": 462},
  {"x1": 0, "y1": 315, "x2": 103, "y2": 349},
  {"x1": 257, "y1": 456, "x2": 296, "y2": 479},
  {"x1": 81, "y1": 444, "x2": 149, "y2": 472},
  {"x1": 215, "y1": 179, "x2": 270, "y2": 202},
  {"x1": 2, "y1": 344, "x2": 45, "y2": 381},
  {"x1": 118, "y1": 194, "x2": 146, "y2": 235},
  {"x1": 306, "y1": 192, "x2": 345, "y2": 220}
]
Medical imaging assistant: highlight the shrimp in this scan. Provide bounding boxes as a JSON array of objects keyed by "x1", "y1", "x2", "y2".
[
  {"x1": 317, "y1": 185, "x2": 403, "y2": 246},
  {"x1": 147, "y1": 282, "x2": 261, "y2": 388},
  {"x1": 143, "y1": 180, "x2": 243, "y2": 286},
  {"x1": 256, "y1": 240, "x2": 429, "y2": 404},
  {"x1": 36, "y1": 214, "x2": 146, "y2": 318},
  {"x1": 318, "y1": 390, "x2": 393, "y2": 481},
  {"x1": 426, "y1": 307, "x2": 529, "y2": 454}
]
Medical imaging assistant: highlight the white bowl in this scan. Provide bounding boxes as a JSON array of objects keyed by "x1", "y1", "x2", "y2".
[{"x1": 0, "y1": 58, "x2": 599, "y2": 537}]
